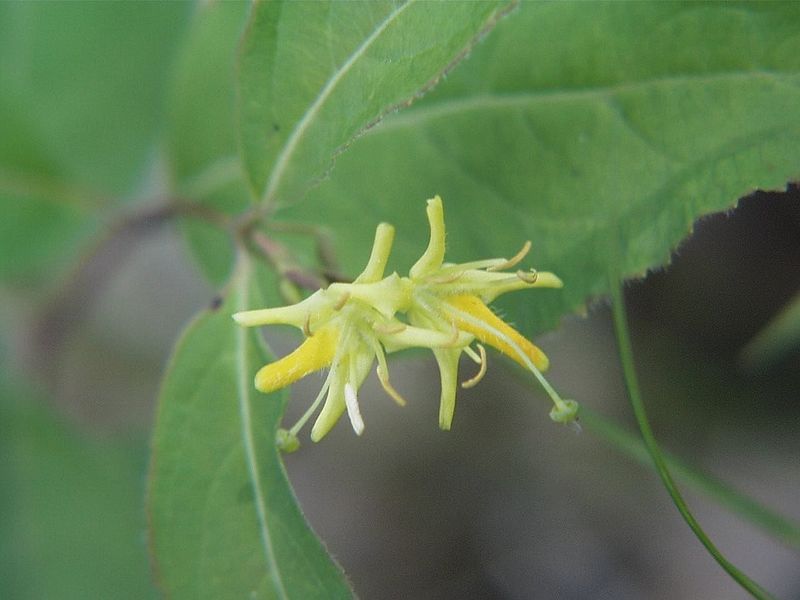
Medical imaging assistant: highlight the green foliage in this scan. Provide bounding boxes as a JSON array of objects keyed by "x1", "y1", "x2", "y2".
[
  {"x1": 0, "y1": 2, "x2": 190, "y2": 282},
  {"x1": 0, "y1": 193, "x2": 96, "y2": 283},
  {"x1": 158, "y1": 14, "x2": 535, "y2": 589},
  {"x1": 238, "y1": 0, "x2": 515, "y2": 206},
  {"x1": 3, "y1": 2, "x2": 799, "y2": 598},
  {"x1": 285, "y1": 1, "x2": 800, "y2": 336},
  {"x1": 0, "y1": 383, "x2": 156, "y2": 600},
  {"x1": 147, "y1": 260, "x2": 351, "y2": 599},
  {"x1": 167, "y1": 2, "x2": 251, "y2": 285}
]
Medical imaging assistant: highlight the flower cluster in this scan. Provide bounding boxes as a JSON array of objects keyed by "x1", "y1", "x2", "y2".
[{"x1": 234, "y1": 196, "x2": 578, "y2": 450}]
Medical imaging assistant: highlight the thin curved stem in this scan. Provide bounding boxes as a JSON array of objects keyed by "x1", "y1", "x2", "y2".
[
  {"x1": 610, "y1": 279, "x2": 774, "y2": 600},
  {"x1": 579, "y1": 406, "x2": 800, "y2": 550}
]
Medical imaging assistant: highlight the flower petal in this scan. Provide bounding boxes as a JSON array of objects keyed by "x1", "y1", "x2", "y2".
[
  {"x1": 354, "y1": 222, "x2": 395, "y2": 283},
  {"x1": 310, "y1": 362, "x2": 347, "y2": 442},
  {"x1": 311, "y1": 346, "x2": 374, "y2": 441},
  {"x1": 233, "y1": 290, "x2": 329, "y2": 329},
  {"x1": 433, "y1": 270, "x2": 563, "y2": 303},
  {"x1": 254, "y1": 326, "x2": 338, "y2": 393},
  {"x1": 432, "y1": 347, "x2": 461, "y2": 430},
  {"x1": 444, "y1": 295, "x2": 550, "y2": 372},
  {"x1": 410, "y1": 195, "x2": 446, "y2": 279},
  {"x1": 380, "y1": 322, "x2": 471, "y2": 352}
]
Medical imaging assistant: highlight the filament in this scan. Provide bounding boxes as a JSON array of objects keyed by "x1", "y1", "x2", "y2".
[{"x1": 461, "y1": 344, "x2": 487, "y2": 389}]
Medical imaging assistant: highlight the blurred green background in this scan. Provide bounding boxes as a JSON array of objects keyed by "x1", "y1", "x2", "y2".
[{"x1": 2, "y1": 3, "x2": 798, "y2": 599}]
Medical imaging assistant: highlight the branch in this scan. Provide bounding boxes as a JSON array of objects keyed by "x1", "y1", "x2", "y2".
[{"x1": 28, "y1": 199, "x2": 228, "y2": 384}]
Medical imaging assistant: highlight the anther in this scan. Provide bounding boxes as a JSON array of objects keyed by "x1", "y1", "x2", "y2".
[
  {"x1": 516, "y1": 268, "x2": 538, "y2": 284},
  {"x1": 303, "y1": 314, "x2": 313, "y2": 337},
  {"x1": 461, "y1": 344, "x2": 487, "y2": 388},
  {"x1": 344, "y1": 382, "x2": 365, "y2": 435},
  {"x1": 487, "y1": 240, "x2": 532, "y2": 271}
]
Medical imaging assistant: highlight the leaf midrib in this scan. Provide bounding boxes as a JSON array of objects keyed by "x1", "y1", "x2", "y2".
[
  {"x1": 234, "y1": 259, "x2": 288, "y2": 599},
  {"x1": 260, "y1": 0, "x2": 415, "y2": 206}
]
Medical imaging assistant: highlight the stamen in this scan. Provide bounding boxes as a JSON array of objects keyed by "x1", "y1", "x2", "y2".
[
  {"x1": 288, "y1": 375, "x2": 332, "y2": 437},
  {"x1": 344, "y1": 382, "x2": 365, "y2": 435},
  {"x1": 376, "y1": 365, "x2": 408, "y2": 406},
  {"x1": 461, "y1": 344, "x2": 487, "y2": 389},
  {"x1": 463, "y1": 345, "x2": 482, "y2": 364},
  {"x1": 368, "y1": 336, "x2": 407, "y2": 406},
  {"x1": 487, "y1": 240, "x2": 532, "y2": 272},
  {"x1": 516, "y1": 269, "x2": 538, "y2": 284},
  {"x1": 303, "y1": 314, "x2": 313, "y2": 337},
  {"x1": 333, "y1": 292, "x2": 351, "y2": 311}
]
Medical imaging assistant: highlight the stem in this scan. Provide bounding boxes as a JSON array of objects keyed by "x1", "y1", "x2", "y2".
[
  {"x1": 266, "y1": 220, "x2": 341, "y2": 275},
  {"x1": 233, "y1": 251, "x2": 288, "y2": 598},
  {"x1": 249, "y1": 230, "x2": 327, "y2": 292},
  {"x1": 579, "y1": 407, "x2": 800, "y2": 550},
  {"x1": 610, "y1": 279, "x2": 774, "y2": 599},
  {"x1": 31, "y1": 199, "x2": 229, "y2": 382}
]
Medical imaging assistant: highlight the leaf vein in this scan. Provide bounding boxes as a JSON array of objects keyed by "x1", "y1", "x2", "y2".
[
  {"x1": 261, "y1": 0, "x2": 415, "y2": 205},
  {"x1": 235, "y1": 260, "x2": 288, "y2": 599},
  {"x1": 371, "y1": 69, "x2": 800, "y2": 134}
]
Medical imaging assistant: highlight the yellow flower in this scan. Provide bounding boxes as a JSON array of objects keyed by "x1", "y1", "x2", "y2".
[
  {"x1": 234, "y1": 196, "x2": 578, "y2": 449},
  {"x1": 401, "y1": 196, "x2": 576, "y2": 429}
]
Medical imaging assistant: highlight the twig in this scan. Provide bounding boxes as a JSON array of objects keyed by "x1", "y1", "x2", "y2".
[{"x1": 28, "y1": 199, "x2": 228, "y2": 384}]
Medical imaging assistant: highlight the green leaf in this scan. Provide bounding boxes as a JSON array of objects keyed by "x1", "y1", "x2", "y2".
[
  {"x1": 0, "y1": 2, "x2": 191, "y2": 282},
  {"x1": 283, "y1": 1, "x2": 800, "y2": 335},
  {"x1": 238, "y1": 0, "x2": 516, "y2": 207},
  {"x1": 0, "y1": 382, "x2": 157, "y2": 600},
  {"x1": 148, "y1": 258, "x2": 351, "y2": 599},
  {"x1": 167, "y1": 2, "x2": 252, "y2": 286},
  {"x1": 0, "y1": 189, "x2": 98, "y2": 283},
  {"x1": 0, "y1": 2, "x2": 190, "y2": 194}
]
